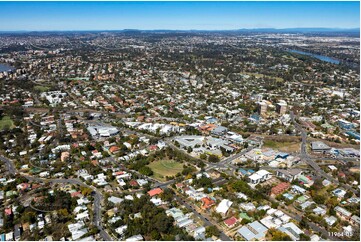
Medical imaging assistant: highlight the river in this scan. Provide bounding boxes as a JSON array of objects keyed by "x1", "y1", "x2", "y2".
[
  {"x1": 287, "y1": 49, "x2": 340, "y2": 64},
  {"x1": 0, "y1": 63, "x2": 15, "y2": 72}
]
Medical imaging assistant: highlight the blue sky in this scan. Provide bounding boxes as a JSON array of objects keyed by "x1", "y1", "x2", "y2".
[{"x1": 0, "y1": 1, "x2": 359, "y2": 31}]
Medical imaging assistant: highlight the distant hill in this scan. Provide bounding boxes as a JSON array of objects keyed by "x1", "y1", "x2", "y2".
[
  {"x1": 0, "y1": 28, "x2": 359, "y2": 36},
  {"x1": 236, "y1": 27, "x2": 360, "y2": 33}
]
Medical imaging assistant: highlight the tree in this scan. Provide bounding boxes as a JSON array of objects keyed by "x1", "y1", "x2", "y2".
[
  {"x1": 205, "y1": 225, "x2": 220, "y2": 238},
  {"x1": 200, "y1": 153, "x2": 207, "y2": 160},
  {"x1": 299, "y1": 233, "x2": 311, "y2": 241},
  {"x1": 150, "y1": 230, "x2": 161, "y2": 240},
  {"x1": 160, "y1": 188, "x2": 174, "y2": 203},
  {"x1": 267, "y1": 228, "x2": 292, "y2": 241},
  {"x1": 81, "y1": 187, "x2": 93, "y2": 196},
  {"x1": 193, "y1": 176, "x2": 213, "y2": 189},
  {"x1": 208, "y1": 154, "x2": 220, "y2": 163},
  {"x1": 271, "y1": 201, "x2": 279, "y2": 209},
  {"x1": 139, "y1": 166, "x2": 153, "y2": 176},
  {"x1": 300, "y1": 216, "x2": 309, "y2": 229},
  {"x1": 313, "y1": 193, "x2": 326, "y2": 204},
  {"x1": 326, "y1": 197, "x2": 339, "y2": 208}
]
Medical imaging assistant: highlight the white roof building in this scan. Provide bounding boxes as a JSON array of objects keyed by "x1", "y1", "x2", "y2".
[
  {"x1": 216, "y1": 199, "x2": 233, "y2": 215},
  {"x1": 125, "y1": 235, "x2": 144, "y2": 241},
  {"x1": 108, "y1": 196, "x2": 124, "y2": 205},
  {"x1": 115, "y1": 225, "x2": 128, "y2": 236}
]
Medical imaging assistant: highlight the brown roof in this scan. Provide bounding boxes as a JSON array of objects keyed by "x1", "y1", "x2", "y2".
[
  {"x1": 148, "y1": 188, "x2": 163, "y2": 197},
  {"x1": 271, "y1": 182, "x2": 291, "y2": 195},
  {"x1": 224, "y1": 216, "x2": 238, "y2": 227},
  {"x1": 201, "y1": 197, "x2": 216, "y2": 209}
]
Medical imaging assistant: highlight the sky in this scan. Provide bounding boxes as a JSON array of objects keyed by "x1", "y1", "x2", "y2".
[{"x1": 0, "y1": 1, "x2": 359, "y2": 31}]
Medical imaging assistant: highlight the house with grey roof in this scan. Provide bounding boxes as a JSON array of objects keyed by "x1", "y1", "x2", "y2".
[
  {"x1": 278, "y1": 222, "x2": 303, "y2": 241},
  {"x1": 324, "y1": 216, "x2": 337, "y2": 226},
  {"x1": 350, "y1": 215, "x2": 360, "y2": 226},
  {"x1": 335, "y1": 206, "x2": 352, "y2": 220},
  {"x1": 211, "y1": 125, "x2": 228, "y2": 136},
  {"x1": 276, "y1": 169, "x2": 303, "y2": 182},
  {"x1": 313, "y1": 206, "x2": 327, "y2": 216},
  {"x1": 311, "y1": 141, "x2": 331, "y2": 153},
  {"x1": 237, "y1": 221, "x2": 268, "y2": 241}
]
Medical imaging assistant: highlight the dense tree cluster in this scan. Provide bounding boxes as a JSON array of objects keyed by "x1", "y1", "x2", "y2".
[{"x1": 113, "y1": 195, "x2": 194, "y2": 240}]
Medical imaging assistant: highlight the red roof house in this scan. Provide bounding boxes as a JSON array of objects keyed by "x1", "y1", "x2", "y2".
[
  {"x1": 224, "y1": 216, "x2": 238, "y2": 227},
  {"x1": 201, "y1": 197, "x2": 216, "y2": 210},
  {"x1": 147, "y1": 188, "x2": 163, "y2": 197},
  {"x1": 271, "y1": 182, "x2": 291, "y2": 196},
  {"x1": 129, "y1": 180, "x2": 139, "y2": 187},
  {"x1": 109, "y1": 146, "x2": 120, "y2": 153}
]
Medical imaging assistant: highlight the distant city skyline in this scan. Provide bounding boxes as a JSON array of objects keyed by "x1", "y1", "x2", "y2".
[{"x1": 0, "y1": 1, "x2": 359, "y2": 31}]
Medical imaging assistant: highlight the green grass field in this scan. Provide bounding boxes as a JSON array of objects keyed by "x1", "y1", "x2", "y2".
[
  {"x1": 34, "y1": 85, "x2": 50, "y2": 92},
  {"x1": 241, "y1": 72, "x2": 284, "y2": 82},
  {"x1": 0, "y1": 116, "x2": 14, "y2": 130},
  {"x1": 263, "y1": 140, "x2": 300, "y2": 152},
  {"x1": 147, "y1": 160, "x2": 183, "y2": 181}
]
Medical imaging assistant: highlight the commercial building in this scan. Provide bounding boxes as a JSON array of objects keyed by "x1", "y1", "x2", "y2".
[
  {"x1": 276, "y1": 100, "x2": 287, "y2": 115},
  {"x1": 87, "y1": 123, "x2": 119, "y2": 137},
  {"x1": 311, "y1": 141, "x2": 331, "y2": 153},
  {"x1": 257, "y1": 101, "x2": 268, "y2": 116}
]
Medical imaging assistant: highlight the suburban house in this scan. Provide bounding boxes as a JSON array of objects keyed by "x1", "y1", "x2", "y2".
[
  {"x1": 237, "y1": 221, "x2": 268, "y2": 241},
  {"x1": 335, "y1": 206, "x2": 352, "y2": 220},
  {"x1": 216, "y1": 199, "x2": 233, "y2": 216},
  {"x1": 271, "y1": 182, "x2": 290, "y2": 196},
  {"x1": 224, "y1": 216, "x2": 238, "y2": 228},
  {"x1": 278, "y1": 222, "x2": 303, "y2": 241},
  {"x1": 332, "y1": 188, "x2": 347, "y2": 199},
  {"x1": 276, "y1": 169, "x2": 302, "y2": 182},
  {"x1": 147, "y1": 188, "x2": 163, "y2": 197},
  {"x1": 211, "y1": 125, "x2": 228, "y2": 136},
  {"x1": 201, "y1": 197, "x2": 216, "y2": 210},
  {"x1": 324, "y1": 216, "x2": 338, "y2": 227},
  {"x1": 291, "y1": 185, "x2": 307, "y2": 194},
  {"x1": 248, "y1": 170, "x2": 272, "y2": 185}
]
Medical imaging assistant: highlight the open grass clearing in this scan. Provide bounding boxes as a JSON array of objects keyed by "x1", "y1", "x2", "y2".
[
  {"x1": 0, "y1": 116, "x2": 14, "y2": 130},
  {"x1": 147, "y1": 159, "x2": 183, "y2": 181},
  {"x1": 263, "y1": 140, "x2": 301, "y2": 153},
  {"x1": 240, "y1": 72, "x2": 284, "y2": 82},
  {"x1": 34, "y1": 85, "x2": 50, "y2": 92}
]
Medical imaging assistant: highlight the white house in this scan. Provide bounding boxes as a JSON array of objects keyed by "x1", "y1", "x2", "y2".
[
  {"x1": 248, "y1": 170, "x2": 271, "y2": 185},
  {"x1": 216, "y1": 199, "x2": 233, "y2": 215}
]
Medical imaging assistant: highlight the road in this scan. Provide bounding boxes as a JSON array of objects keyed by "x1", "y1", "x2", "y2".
[
  {"x1": 24, "y1": 106, "x2": 127, "y2": 118},
  {"x1": 290, "y1": 111, "x2": 358, "y2": 195},
  {"x1": 0, "y1": 155, "x2": 16, "y2": 175},
  {"x1": 0, "y1": 155, "x2": 113, "y2": 241},
  {"x1": 207, "y1": 146, "x2": 256, "y2": 171}
]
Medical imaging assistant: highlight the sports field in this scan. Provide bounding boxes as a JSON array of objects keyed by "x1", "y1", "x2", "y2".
[
  {"x1": 0, "y1": 116, "x2": 14, "y2": 130},
  {"x1": 147, "y1": 160, "x2": 183, "y2": 181}
]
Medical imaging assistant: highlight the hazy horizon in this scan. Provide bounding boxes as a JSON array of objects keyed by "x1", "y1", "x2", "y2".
[{"x1": 0, "y1": 1, "x2": 359, "y2": 31}]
